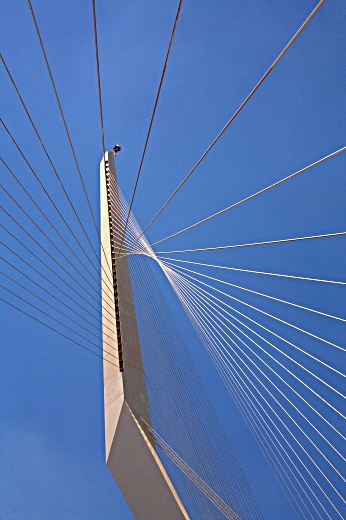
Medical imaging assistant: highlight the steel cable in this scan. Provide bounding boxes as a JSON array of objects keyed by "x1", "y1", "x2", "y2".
[
  {"x1": 0, "y1": 157, "x2": 114, "y2": 296},
  {"x1": 1, "y1": 208, "x2": 117, "y2": 322},
  {"x1": 0, "y1": 297, "x2": 118, "y2": 368},
  {"x1": 148, "y1": 147, "x2": 346, "y2": 249},
  {"x1": 129, "y1": 0, "x2": 325, "y2": 251},
  {"x1": 1, "y1": 183, "x2": 115, "y2": 310},
  {"x1": 16, "y1": 7, "x2": 113, "y2": 279},
  {"x1": 117, "y1": 0, "x2": 183, "y2": 258},
  {"x1": 1, "y1": 54, "x2": 113, "y2": 286},
  {"x1": 0, "y1": 286, "x2": 119, "y2": 365},
  {"x1": 1, "y1": 255, "x2": 116, "y2": 344},
  {"x1": 1, "y1": 119, "x2": 113, "y2": 289},
  {"x1": 1, "y1": 229, "x2": 116, "y2": 332}
]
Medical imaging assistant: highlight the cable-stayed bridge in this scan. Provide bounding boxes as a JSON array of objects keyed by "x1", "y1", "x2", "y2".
[{"x1": 1, "y1": 1, "x2": 345, "y2": 519}]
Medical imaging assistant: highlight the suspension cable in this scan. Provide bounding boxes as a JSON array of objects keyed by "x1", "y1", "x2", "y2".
[
  {"x1": 1, "y1": 271, "x2": 118, "y2": 357},
  {"x1": 149, "y1": 147, "x2": 346, "y2": 248},
  {"x1": 1, "y1": 297, "x2": 118, "y2": 367},
  {"x1": 159, "y1": 261, "x2": 343, "y2": 350},
  {"x1": 1, "y1": 228, "x2": 117, "y2": 331},
  {"x1": 20, "y1": 7, "x2": 112, "y2": 278},
  {"x1": 152, "y1": 231, "x2": 346, "y2": 255},
  {"x1": 163, "y1": 260, "x2": 346, "y2": 323},
  {"x1": 1, "y1": 255, "x2": 116, "y2": 344},
  {"x1": 1, "y1": 157, "x2": 114, "y2": 295},
  {"x1": 158, "y1": 256, "x2": 346, "y2": 285},
  {"x1": 1, "y1": 183, "x2": 115, "y2": 308},
  {"x1": 129, "y1": 0, "x2": 325, "y2": 250},
  {"x1": 1, "y1": 119, "x2": 113, "y2": 289},
  {"x1": 117, "y1": 0, "x2": 183, "y2": 258},
  {"x1": 1, "y1": 208, "x2": 117, "y2": 320},
  {"x1": 1, "y1": 51, "x2": 112, "y2": 284}
]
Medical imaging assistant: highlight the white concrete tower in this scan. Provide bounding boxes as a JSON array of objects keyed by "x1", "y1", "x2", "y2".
[{"x1": 100, "y1": 151, "x2": 189, "y2": 520}]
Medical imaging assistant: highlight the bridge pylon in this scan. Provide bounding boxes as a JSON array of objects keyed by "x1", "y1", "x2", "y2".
[{"x1": 100, "y1": 151, "x2": 189, "y2": 520}]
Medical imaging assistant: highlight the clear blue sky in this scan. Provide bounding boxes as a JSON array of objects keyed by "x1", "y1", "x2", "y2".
[{"x1": 1, "y1": 1, "x2": 345, "y2": 519}]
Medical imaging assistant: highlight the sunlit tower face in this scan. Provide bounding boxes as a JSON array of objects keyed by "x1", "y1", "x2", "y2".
[{"x1": 100, "y1": 151, "x2": 189, "y2": 520}]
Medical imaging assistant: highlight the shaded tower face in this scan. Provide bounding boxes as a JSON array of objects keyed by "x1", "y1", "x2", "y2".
[{"x1": 100, "y1": 151, "x2": 189, "y2": 520}]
